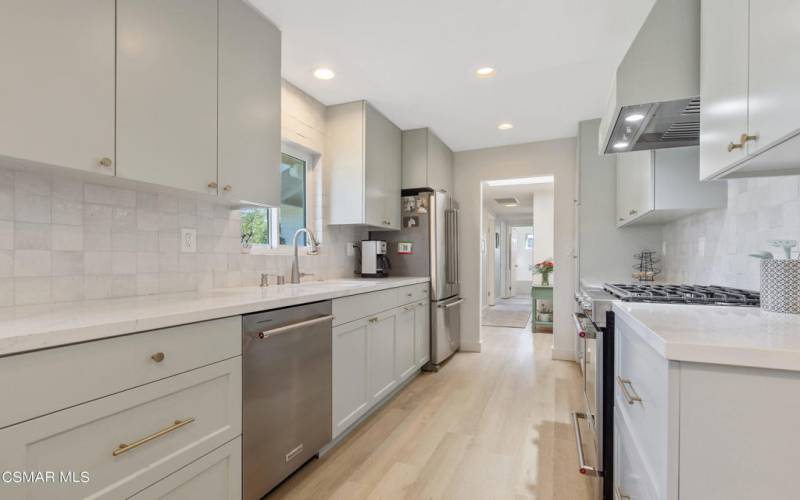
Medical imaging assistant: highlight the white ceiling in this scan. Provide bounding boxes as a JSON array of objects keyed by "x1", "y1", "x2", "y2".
[
  {"x1": 483, "y1": 181, "x2": 553, "y2": 217},
  {"x1": 253, "y1": 0, "x2": 655, "y2": 152}
]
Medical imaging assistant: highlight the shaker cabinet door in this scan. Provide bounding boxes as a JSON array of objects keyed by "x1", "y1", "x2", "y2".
[
  {"x1": 116, "y1": 0, "x2": 218, "y2": 194},
  {"x1": 368, "y1": 310, "x2": 398, "y2": 403},
  {"x1": 0, "y1": 0, "x2": 115, "y2": 174},
  {"x1": 747, "y1": 0, "x2": 800, "y2": 155},
  {"x1": 699, "y1": 0, "x2": 750, "y2": 180},
  {"x1": 332, "y1": 319, "x2": 370, "y2": 438},
  {"x1": 395, "y1": 306, "x2": 416, "y2": 381},
  {"x1": 218, "y1": 0, "x2": 281, "y2": 206}
]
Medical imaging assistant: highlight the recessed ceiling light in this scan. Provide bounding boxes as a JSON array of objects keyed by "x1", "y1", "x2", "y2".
[
  {"x1": 486, "y1": 176, "x2": 554, "y2": 187},
  {"x1": 497, "y1": 123, "x2": 513, "y2": 130},
  {"x1": 613, "y1": 141, "x2": 630, "y2": 149},
  {"x1": 313, "y1": 68, "x2": 335, "y2": 80},
  {"x1": 475, "y1": 67, "x2": 496, "y2": 78},
  {"x1": 625, "y1": 113, "x2": 645, "y2": 122}
]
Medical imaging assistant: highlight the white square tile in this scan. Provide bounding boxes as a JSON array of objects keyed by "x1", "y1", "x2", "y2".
[
  {"x1": 112, "y1": 275, "x2": 137, "y2": 297},
  {"x1": 111, "y1": 207, "x2": 136, "y2": 231},
  {"x1": 84, "y1": 251, "x2": 112, "y2": 274},
  {"x1": 52, "y1": 276, "x2": 84, "y2": 302},
  {"x1": 137, "y1": 273, "x2": 159, "y2": 295},
  {"x1": 83, "y1": 230, "x2": 111, "y2": 251},
  {"x1": 0, "y1": 189, "x2": 13, "y2": 221},
  {"x1": 0, "y1": 250, "x2": 12, "y2": 277},
  {"x1": 197, "y1": 201, "x2": 214, "y2": 218},
  {"x1": 84, "y1": 183, "x2": 115, "y2": 205},
  {"x1": 159, "y1": 212, "x2": 178, "y2": 230},
  {"x1": 226, "y1": 271, "x2": 242, "y2": 287},
  {"x1": 137, "y1": 191, "x2": 158, "y2": 209},
  {"x1": 136, "y1": 252, "x2": 159, "y2": 273},
  {"x1": 14, "y1": 171, "x2": 50, "y2": 197},
  {"x1": 112, "y1": 188, "x2": 136, "y2": 208},
  {"x1": 14, "y1": 194, "x2": 50, "y2": 223},
  {"x1": 112, "y1": 252, "x2": 137, "y2": 275},
  {"x1": 14, "y1": 277, "x2": 51, "y2": 305},
  {"x1": 51, "y1": 224, "x2": 83, "y2": 251},
  {"x1": 52, "y1": 198, "x2": 83, "y2": 226},
  {"x1": 159, "y1": 231, "x2": 178, "y2": 253},
  {"x1": 51, "y1": 178, "x2": 84, "y2": 201},
  {"x1": 137, "y1": 231, "x2": 158, "y2": 252},
  {"x1": 179, "y1": 199, "x2": 196, "y2": 215},
  {"x1": 179, "y1": 253, "x2": 196, "y2": 273},
  {"x1": 83, "y1": 203, "x2": 112, "y2": 232},
  {"x1": 137, "y1": 208, "x2": 159, "y2": 231},
  {"x1": 52, "y1": 251, "x2": 83, "y2": 276},
  {"x1": 14, "y1": 249, "x2": 50, "y2": 276},
  {"x1": 157, "y1": 193, "x2": 178, "y2": 213},
  {"x1": 0, "y1": 279, "x2": 12, "y2": 307},
  {"x1": 159, "y1": 251, "x2": 179, "y2": 273},
  {"x1": 14, "y1": 222, "x2": 50, "y2": 250},
  {"x1": 84, "y1": 275, "x2": 112, "y2": 299},
  {"x1": 0, "y1": 220, "x2": 11, "y2": 250},
  {"x1": 111, "y1": 231, "x2": 137, "y2": 252}
]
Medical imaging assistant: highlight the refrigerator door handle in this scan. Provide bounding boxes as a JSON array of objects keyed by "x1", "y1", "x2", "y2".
[{"x1": 453, "y1": 209, "x2": 460, "y2": 284}]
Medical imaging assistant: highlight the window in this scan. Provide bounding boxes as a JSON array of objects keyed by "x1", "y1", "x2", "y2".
[
  {"x1": 241, "y1": 148, "x2": 309, "y2": 249},
  {"x1": 525, "y1": 234, "x2": 534, "y2": 250}
]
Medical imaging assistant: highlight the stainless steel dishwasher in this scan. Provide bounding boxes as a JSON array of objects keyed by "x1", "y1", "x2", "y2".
[{"x1": 242, "y1": 300, "x2": 333, "y2": 499}]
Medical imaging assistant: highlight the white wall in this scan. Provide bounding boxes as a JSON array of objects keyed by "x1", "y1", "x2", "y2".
[
  {"x1": 533, "y1": 190, "x2": 554, "y2": 284},
  {"x1": 577, "y1": 119, "x2": 663, "y2": 286},
  {"x1": 662, "y1": 175, "x2": 800, "y2": 289},
  {"x1": 455, "y1": 138, "x2": 577, "y2": 359}
]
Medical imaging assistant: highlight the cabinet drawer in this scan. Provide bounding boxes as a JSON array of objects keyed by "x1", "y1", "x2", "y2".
[
  {"x1": 0, "y1": 358, "x2": 241, "y2": 500},
  {"x1": 130, "y1": 437, "x2": 241, "y2": 500},
  {"x1": 614, "y1": 408, "x2": 658, "y2": 500},
  {"x1": 0, "y1": 316, "x2": 240, "y2": 429},
  {"x1": 397, "y1": 283, "x2": 429, "y2": 305},
  {"x1": 614, "y1": 314, "x2": 670, "y2": 493},
  {"x1": 333, "y1": 289, "x2": 398, "y2": 326}
]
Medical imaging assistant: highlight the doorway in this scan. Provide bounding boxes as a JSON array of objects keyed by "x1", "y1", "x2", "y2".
[{"x1": 479, "y1": 177, "x2": 554, "y2": 332}]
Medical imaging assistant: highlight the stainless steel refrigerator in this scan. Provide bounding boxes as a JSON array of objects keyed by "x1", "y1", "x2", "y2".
[{"x1": 371, "y1": 189, "x2": 462, "y2": 368}]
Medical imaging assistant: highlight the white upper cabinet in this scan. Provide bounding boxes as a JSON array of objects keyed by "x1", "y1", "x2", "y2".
[
  {"x1": 0, "y1": 0, "x2": 115, "y2": 174},
  {"x1": 402, "y1": 128, "x2": 454, "y2": 193},
  {"x1": 116, "y1": 0, "x2": 219, "y2": 195},
  {"x1": 700, "y1": 0, "x2": 800, "y2": 179},
  {"x1": 699, "y1": 0, "x2": 749, "y2": 180},
  {"x1": 218, "y1": 0, "x2": 281, "y2": 206},
  {"x1": 326, "y1": 101, "x2": 402, "y2": 229},
  {"x1": 617, "y1": 146, "x2": 727, "y2": 227}
]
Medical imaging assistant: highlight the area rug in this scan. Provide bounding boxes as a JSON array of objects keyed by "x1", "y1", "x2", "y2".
[{"x1": 482, "y1": 296, "x2": 532, "y2": 328}]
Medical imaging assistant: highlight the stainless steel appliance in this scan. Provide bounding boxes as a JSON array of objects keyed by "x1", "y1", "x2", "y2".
[
  {"x1": 359, "y1": 240, "x2": 391, "y2": 277},
  {"x1": 371, "y1": 189, "x2": 462, "y2": 368},
  {"x1": 572, "y1": 282, "x2": 760, "y2": 500},
  {"x1": 242, "y1": 301, "x2": 333, "y2": 499}
]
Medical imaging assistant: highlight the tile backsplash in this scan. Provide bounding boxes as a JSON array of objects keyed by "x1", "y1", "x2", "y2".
[
  {"x1": 662, "y1": 175, "x2": 800, "y2": 290},
  {"x1": 0, "y1": 167, "x2": 363, "y2": 307}
]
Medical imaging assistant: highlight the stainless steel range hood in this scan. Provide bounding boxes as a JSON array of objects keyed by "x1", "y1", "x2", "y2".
[{"x1": 599, "y1": 0, "x2": 700, "y2": 155}]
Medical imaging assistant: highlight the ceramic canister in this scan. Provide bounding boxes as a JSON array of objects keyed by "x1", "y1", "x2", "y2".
[{"x1": 761, "y1": 260, "x2": 800, "y2": 314}]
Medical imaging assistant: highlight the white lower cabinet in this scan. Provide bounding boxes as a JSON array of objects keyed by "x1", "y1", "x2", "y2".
[
  {"x1": 332, "y1": 285, "x2": 430, "y2": 438},
  {"x1": 0, "y1": 358, "x2": 241, "y2": 500},
  {"x1": 130, "y1": 437, "x2": 241, "y2": 500},
  {"x1": 368, "y1": 310, "x2": 399, "y2": 403},
  {"x1": 332, "y1": 318, "x2": 370, "y2": 437}
]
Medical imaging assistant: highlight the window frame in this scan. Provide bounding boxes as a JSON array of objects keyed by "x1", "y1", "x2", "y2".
[{"x1": 246, "y1": 144, "x2": 312, "y2": 255}]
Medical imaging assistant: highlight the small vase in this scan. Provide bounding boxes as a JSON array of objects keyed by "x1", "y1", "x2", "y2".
[{"x1": 541, "y1": 272, "x2": 550, "y2": 286}]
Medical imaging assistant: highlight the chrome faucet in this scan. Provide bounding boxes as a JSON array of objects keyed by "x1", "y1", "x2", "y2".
[{"x1": 290, "y1": 228, "x2": 320, "y2": 284}]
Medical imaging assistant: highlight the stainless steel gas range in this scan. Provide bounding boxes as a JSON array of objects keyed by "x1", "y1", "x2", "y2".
[{"x1": 572, "y1": 283, "x2": 760, "y2": 500}]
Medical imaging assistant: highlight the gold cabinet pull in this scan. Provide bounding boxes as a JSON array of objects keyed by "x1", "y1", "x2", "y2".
[
  {"x1": 112, "y1": 417, "x2": 195, "y2": 457},
  {"x1": 368, "y1": 317, "x2": 378, "y2": 323},
  {"x1": 150, "y1": 352, "x2": 165, "y2": 363},
  {"x1": 728, "y1": 132, "x2": 758, "y2": 152},
  {"x1": 223, "y1": 185, "x2": 232, "y2": 192},
  {"x1": 208, "y1": 181, "x2": 218, "y2": 189},
  {"x1": 99, "y1": 157, "x2": 113, "y2": 168}
]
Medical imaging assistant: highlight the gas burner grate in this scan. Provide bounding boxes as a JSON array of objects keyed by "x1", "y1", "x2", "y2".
[{"x1": 603, "y1": 283, "x2": 760, "y2": 307}]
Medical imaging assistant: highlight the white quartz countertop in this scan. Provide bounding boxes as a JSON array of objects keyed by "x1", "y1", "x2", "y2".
[
  {"x1": 613, "y1": 302, "x2": 800, "y2": 371},
  {"x1": 0, "y1": 277, "x2": 429, "y2": 357}
]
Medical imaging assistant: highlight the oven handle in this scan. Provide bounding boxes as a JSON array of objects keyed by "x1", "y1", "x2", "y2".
[
  {"x1": 571, "y1": 412, "x2": 601, "y2": 477},
  {"x1": 573, "y1": 312, "x2": 597, "y2": 339}
]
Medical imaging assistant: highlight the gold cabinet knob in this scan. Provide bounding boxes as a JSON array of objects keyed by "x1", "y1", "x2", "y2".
[
  {"x1": 150, "y1": 352, "x2": 165, "y2": 363},
  {"x1": 99, "y1": 157, "x2": 113, "y2": 167},
  {"x1": 208, "y1": 181, "x2": 218, "y2": 189},
  {"x1": 223, "y1": 185, "x2": 232, "y2": 192}
]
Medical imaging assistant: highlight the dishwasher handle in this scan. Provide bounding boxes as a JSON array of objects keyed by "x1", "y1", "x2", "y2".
[{"x1": 257, "y1": 314, "x2": 334, "y2": 340}]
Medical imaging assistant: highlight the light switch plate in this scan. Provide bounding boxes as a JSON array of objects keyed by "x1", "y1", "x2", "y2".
[{"x1": 181, "y1": 228, "x2": 197, "y2": 253}]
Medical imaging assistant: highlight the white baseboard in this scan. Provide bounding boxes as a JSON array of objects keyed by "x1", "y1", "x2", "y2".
[
  {"x1": 460, "y1": 340, "x2": 482, "y2": 352},
  {"x1": 551, "y1": 348, "x2": 576, "y2": 361}
]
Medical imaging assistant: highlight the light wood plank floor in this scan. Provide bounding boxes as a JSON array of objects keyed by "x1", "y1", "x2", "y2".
[{"x1": 268, "y1": 326, "x2": 594, "y2": 500}]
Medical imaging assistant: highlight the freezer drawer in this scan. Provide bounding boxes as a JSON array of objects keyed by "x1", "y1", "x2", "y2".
[{"x1": 430, "y1": 296, "x2": 462, "y2": 365}]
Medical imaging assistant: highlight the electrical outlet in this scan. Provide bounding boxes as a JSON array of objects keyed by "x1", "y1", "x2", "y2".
[
  {"x1": 181, "y1": 228, "x2": 197, "y2": 253},
  {"x1": 346, "y1": 242, "x2": 356, "y2": 257}
]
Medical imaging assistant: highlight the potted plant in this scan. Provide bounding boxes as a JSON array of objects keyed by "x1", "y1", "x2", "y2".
[{"x1": 534, "y1": 259, "x2": 554, "y2": 286}]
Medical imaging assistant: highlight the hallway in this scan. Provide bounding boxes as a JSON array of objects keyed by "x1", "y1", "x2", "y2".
[
  {"x1": 481, "y1": 296, "x2": 532, "y2": 329},
  {"x1": 268, "y1": 327, "x2": 592, "y2": 500}
]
